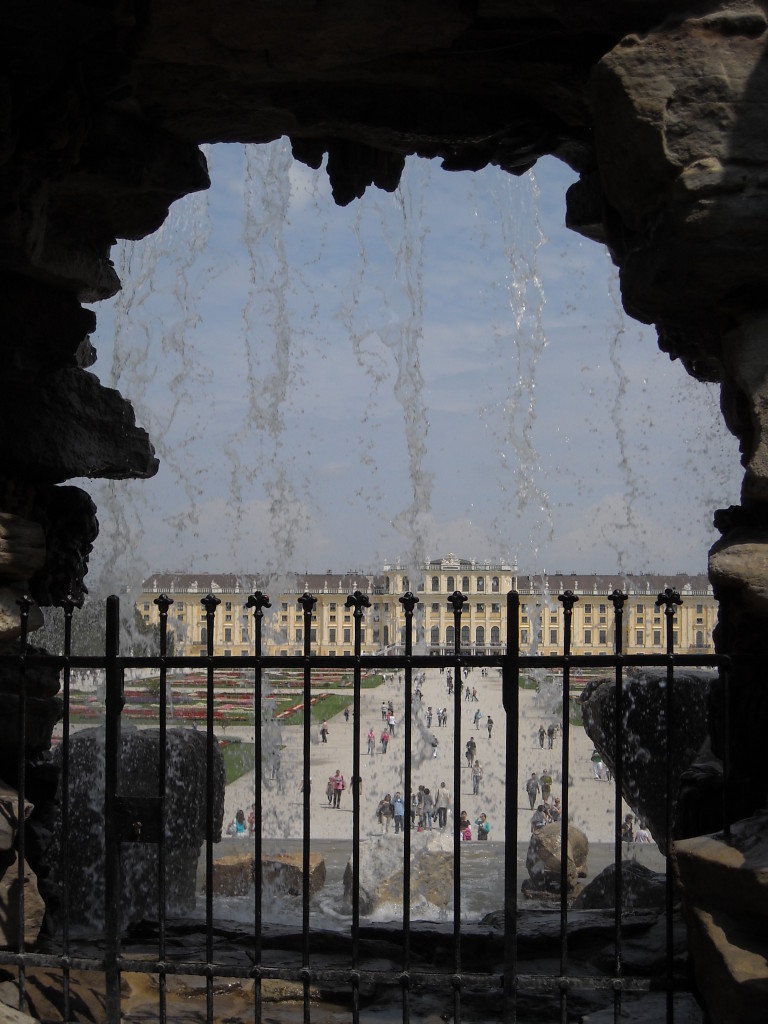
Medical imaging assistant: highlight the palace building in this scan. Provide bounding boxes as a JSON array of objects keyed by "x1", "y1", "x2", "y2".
[{"x1": 137, "y1": 554, "x2": 717, "y2": 660}]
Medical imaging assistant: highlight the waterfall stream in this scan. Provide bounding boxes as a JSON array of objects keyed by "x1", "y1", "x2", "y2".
[{"x1": 76, "y1": 140, "x2": 740, "y2": 601}]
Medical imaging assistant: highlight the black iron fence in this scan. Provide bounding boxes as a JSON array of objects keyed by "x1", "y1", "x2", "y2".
[{"x1": 0, "y1": 589, "x2": 729, "y2": 1023}]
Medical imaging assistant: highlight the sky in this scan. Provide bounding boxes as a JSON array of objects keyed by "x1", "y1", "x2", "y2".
[{"x1": 79, "y1": 141, "x2": 743, "y2": 595}]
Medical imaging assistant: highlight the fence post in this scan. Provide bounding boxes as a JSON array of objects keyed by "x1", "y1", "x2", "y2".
[{"x1": 104, "y1": 594, "x2": 122, "y2": 1023}]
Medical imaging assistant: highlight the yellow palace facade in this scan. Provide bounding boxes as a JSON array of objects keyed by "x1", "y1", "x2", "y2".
[{"x1": 137, "y1": 554, "x2": 717, "y2": 660}]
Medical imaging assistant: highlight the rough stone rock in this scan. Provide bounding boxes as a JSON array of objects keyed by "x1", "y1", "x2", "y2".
[
  {"x1": 4, "y1": 369, "x2": 158, "y2": 485},
  {"x1": 0, "y1": 785, "x2": 33, "y2": 855},
  {"x1": 589, "y1": 7, "x2": 768, "y2": 350},
  {"x1": 673, "y1": 810, "x2": 768, "y2": 924},
  {"x1": 344, "y1": 834, "x2": 453, "y2": 916},
  {"x1": 580, "y1": 669, "x2": 713, "y2": 850},
  {"x1": 261, "y1": 851, "x2": 326, "y2": 898},
  {"x1": 709, "y1": 526, "x2": 768, "y2": 614},
  {"x1": 571, "y1": 858, "x2": 666, "y2": 911},
  {"x1": 0, "y1": 587, "x2": 43, "y2": 648},
  {"x1": 525, "y1": 823, "x2": 589, "y2": 893},
  {"x1": 0, "y1": 852, "x2": 46, "y2": 949},
  {"x1": 52, "y1": 727, "x2": 225, "y2": 928},
  {"x1": 210, "y1": 849, "x2": 326, "y2": 898},
  {"x1": 673, "y1": 811, "x2": 768, "y2": 1024},
  {"x1": 0, "y1": 515, "x2": 45, "y2": 583}
]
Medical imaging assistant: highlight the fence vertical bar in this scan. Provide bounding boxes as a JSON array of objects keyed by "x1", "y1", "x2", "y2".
[
  {"x1": 557, "y1": 590, "x2": 578, "y2": 1024},
  {"x1": 399, "y1": 592, "x2": 419, "y2": 1023},
  {"x1": 657, "y1": 587, "x2": 681, "y2": 1024},
  {"x1": 609, "y1": 589, "x2": 627, "y2": 1023},
  {"x1": 60, "y1": 597, "x2": 76, "y2": 1023},
  {"x1": 201, "y1": 593, "x2": 221, "y2": 1024},
  {"x1": 298, "y1": 592, "x2": 316, "y2": 1024},
  {"x1": 15, "y1": 596, "x2": 30, "y2": 1014},
  {"x1": 104, "y1": 594, "x2": 123, "y2": 1023},
  {"x1": 722, "y1": 661, "x2": 731, "y2": 838},
  {"x1": 154, "y1": 594, "x2": 173, "y2": 1024},
  {"x1": 502, "y1": 590, "x2": 520, "y2": 1023},
  {"x1": 247, "y1": 590, "x2": 270, "y2": 1024},
  {"x1": 346, "y1": 590, "x2": 370, "y2": 1023},
  {"x1": 448, "y1": 589, "x2": 466, "y2": 1023}
]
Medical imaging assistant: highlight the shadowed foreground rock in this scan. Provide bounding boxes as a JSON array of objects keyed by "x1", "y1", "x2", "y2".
[
  {"x1": 52, "y1": 727, "x2": 224, "y2": 929},
  {"x1": 673, "y1": 811, "x2": 768, "y2": 1024},
  {"x1": 580, "y1": 669, "x2": 713, "y2": 849}
]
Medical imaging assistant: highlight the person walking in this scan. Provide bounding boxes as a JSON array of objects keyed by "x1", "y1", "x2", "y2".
[
  {"x1": 392, "y1": 792, "x2": 405, "y2": 834},
  {"x1": 526, "y1": 772, "x2": 539, "y2": 810},
  {"x1": 473, "y1": 707, "x2": 482, "y2": 728},
  {"x1": 487, "y1": 715, "x2": 494, "y2": 740},
  {"x1": 434, "y1": 781, "x2": 451, "y2": 828},
  {"x1": 376, "y1": 793, "x2": 394, "y2": 833},
  {"x1": 547, "y1": 722, "x2": 555, "y2": 748},
  {"x1": 466, "y1": 736, "x2": 477, "y2": 767},
  {"x1": 538, "y1": 725, "x2": 546, "y2": 748},
  {"x1": 332, "y1": 769, "x2": 346, "y2": 808},
  {"x1": 475, "y1": 812, "x2": 490, "y2": 840},
  {"x1": 380, "y1": 729, "x2": 390, "y2": 754},
  {"x1": 540, "y1": 769, "x2": 553, "y2": 803},
  {"x1": 367, "y1": 727, "x2": 376, "y2": 756},
  {"x1": 471, "y1": 759, "x2": 483, "y2": 796},
  {"x1": 320, "y1": 721, "x2": 329, "y2": 743}
]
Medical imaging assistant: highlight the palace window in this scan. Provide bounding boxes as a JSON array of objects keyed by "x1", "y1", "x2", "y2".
[
  {"x1": 492, "y1": 603, "x2": 500, "y2": 613},
  {"x1": 431, "y1": 603, "x2": 440, "y2": 613},
  {"x1": 447, "y1": 576, "x2": 455, "y2": 592},
  {"x1": 653, "y1": 629, "x2": 662, "y2": 645},
  {"x1": 636, "y1": 631, "x2": 644, "y2": 646},
  {"x1": 225, "y1": 602, "x2": 232, "y2": 611},
  {"x1": 584, "y1": 603, "x2": 592, "y2": 614},
  {"x1": 344, "y1": 628, "x2": 351, "y2": 643},
  {"x1": 431, "y1": 576, "x2": 439, "y2": 592},
  {"x1": 491, "y1": 626, "x2": 500, "y2": 645},
  {"x1": 695, "y1": 630, "x2": 704, "y2": 647},
  {"x1": 477, "y1": 577, "x2": 484, "y2": 592},
  {"x1": 599, "y1": 629, "x2": 607, "y2": 645},
  {"x1": 521, "y1": 629, "x2": 529, "y2": 644},
  {"x1": 584, "y1": 629, "x2": 592, "y2": 645},
  {"x1": 477, "y1": 603, "x2": 485, "y2": 613},
  {"x1": 430, "y1": 626, "x2": 439, "y2": 645},
  {"x1": 550, "y1": 629, "x2": 557, "y2": 644},
  {"x1": 241, "y1": 628, "x2": 248, "y2": 642},
  {"x1": 200, "y1": 627, "x2": 207, "y2": 643},
  {"x1": 492, "y1": 577, "x2": 499, "y2": 592},
  {"x1": 461, "y1": 625, "x2": 470, "y2": 644},
  {"x1": 295, "y1": 628, "x2": 302, "y2": 642},
  {"x1": 310, "y1": 629, "x2": 317, "y2": 643},
  {"x1": 476, "y1": 626, "x2": 485, "y2": 645},
  {"x1": 446, "y1": 626, "x2": 455, "y2": 645},
  {"x1": 462, "y1": 576, "x2": 470, "y2": 591}
]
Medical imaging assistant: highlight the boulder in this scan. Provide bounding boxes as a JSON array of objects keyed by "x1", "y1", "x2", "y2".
[
  {"x1": 344, "y1": 834, "x2": 453, "y2": 916},
  {"x1": 572, "y1": 859, "x2": 666, "y2": 911},
  {"x1": 580, "y1": 669, "x2": 713, "y2": 850},
  {"x1": 672, "y1": 811, "x2": 768, "y2": 1024},
  {"x1": 210, "y1": 850, "x2": 326, "y2": 898},
  {"x1": 524, "y1": 823, "x2": 589, "y2": 894},
  {"x1": 0, "y1": 851, "x2": 46, "y2": 949},
  {"x1": 262, "y1": 851, "x2": 326, "y2": 898},
  {"x1": 52, "y1": 727, "x2": 224, "y2": 928}
]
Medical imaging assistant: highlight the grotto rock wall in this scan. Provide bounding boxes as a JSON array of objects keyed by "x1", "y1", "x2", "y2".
[{"x1": 4, "y1": 3, "x2": 768, "y2": 1015}]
